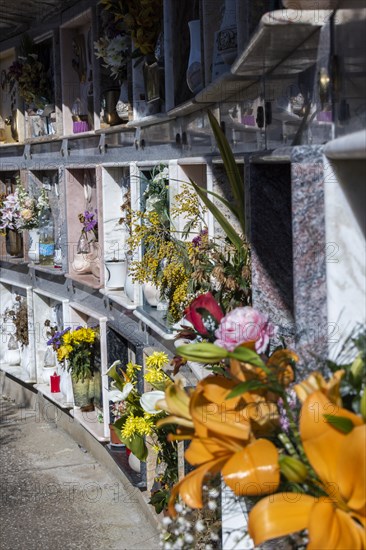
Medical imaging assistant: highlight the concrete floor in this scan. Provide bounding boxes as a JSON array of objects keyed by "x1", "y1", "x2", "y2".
[{"x1": 0, "y1": 376, "x2": 160, "y2": 550}]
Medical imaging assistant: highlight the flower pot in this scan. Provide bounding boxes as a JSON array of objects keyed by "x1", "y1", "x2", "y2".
[
  {"x1": 186, "y1": 20, "x2": 203, "y2": 94},
  {"x1": 6, "y1": 228, "x2": 23, "y2": 257},
  {"x1": 109, "y1": 424, "x2": 124, "y2": 447},
  {"x1": 28, "y1": 229, "x2": 40, "y2": 262},
  {"x1": 105, "y1": 260, "x2": 127, "y2": 289},
  {"x1": 71, "y1": 377, "x2": 94, "y2": 411},
  {"x1": 128, "y1": 452, "x2": 141, "y2": 473},
  {"x1": 143, "y1": 283, "x2": 161, "y2": 307}
]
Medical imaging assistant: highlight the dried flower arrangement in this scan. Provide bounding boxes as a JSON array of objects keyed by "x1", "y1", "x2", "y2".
[{"x1": 3, "y1": 295, "x2": 29, "y2": 348}]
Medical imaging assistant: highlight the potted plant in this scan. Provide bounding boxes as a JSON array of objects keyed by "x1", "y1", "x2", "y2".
[{"x1": 47, "y1": 325, "x2": 99, "y2": 411}]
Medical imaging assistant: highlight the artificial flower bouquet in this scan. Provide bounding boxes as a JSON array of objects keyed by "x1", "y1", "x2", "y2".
[
  {"x1": 94, "y1": 34, "x2": 130, "y2": 81},
  {"x1": 5, "y1": 35, "x2": 52, "y2": 109},
  {"x1": 106, "y1": 351, "x2": 171, "y2": 460},
  {"x1": 0, "y1": 185, "x2": 49, "y2": 233},
  {"x1": 156, "y1": 306, "x2": 366, "y2": 549},
  {"x1": 46, "y1": 325, "x2": 99, "y2": 382}
]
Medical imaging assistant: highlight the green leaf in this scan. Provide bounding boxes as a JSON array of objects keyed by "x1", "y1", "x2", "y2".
[
  {"x1": 323, "y1": 414, "x2": 355, "y2": 434},
  {"x1": 228, "y1": 346, "x2": 270, "y2": 372},
  {"x1": 188, "y1": 177, "x2": 243, "y2": 253},
  {"x1": 226, "y1": 380, "x2": 267, "y2": 399},
  {"x1": 176, "y1": 342, "x2": 229, "y2": 363},
  {"x1": 113, "y1": 419, "x2": 148, "y2": 461},
  {"x1": 207, "y1": 110, "x2": 246, "y2": 234}
]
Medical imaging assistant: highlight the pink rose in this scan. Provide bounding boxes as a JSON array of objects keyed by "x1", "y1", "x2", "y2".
[{"x1": 214, "y1": 306, "x2": 277, "y2": 353}]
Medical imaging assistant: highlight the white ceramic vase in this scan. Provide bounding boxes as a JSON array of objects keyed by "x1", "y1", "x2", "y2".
[
  {"x1": 128, "y1": 452, "x2": 141, "y2": 473},
  {"x1": 142, "y1": 283, "x2": 161, "y2": 307},
  {"x1": 5, "y1": 348, "x2": 21, "y2": 366},
  {"x1": 28, "y1": 229, "x2": 40, "y2": 262},
  {"x1": 124, "y1": 255, "x2": 135, "y2": 302},
  {"x1": 217, "y1": 0, "x2": 238, "y2": 65},
  {"x1": 186, "y1": 20, "x2": 203, "y2": 94},
  {"x1": 105, "y1": 260, "x2": 126, "y2": 289},
  {"x1": 42, "y1": 365, "x2": 56, "y2": 384}
]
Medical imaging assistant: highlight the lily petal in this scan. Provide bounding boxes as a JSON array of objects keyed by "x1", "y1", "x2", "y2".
[
  {"x1": 337, "y1": 425, "x2": 366, "y2": 514},
  {"x1": 168, "y1": 457, "x2": 227, "y2": 516},
  {"x1": 222, "y1": 439, "x2": 279, "y2": 496},
  {"x1": 140, "y1": 390, "x2": 166, "y2": 414},
  {"x1": 300, "y1": 391, "x2": 363, "y2": 486},
  {"x1": 308, "y1": 501, "x2": 366, "y2": 550},
  {"x1": 248, "y1": 493, "x2": 316, "y2": 546},
  {"x1": 165, "y1": 382, "x2": 192, "y2": 420}
]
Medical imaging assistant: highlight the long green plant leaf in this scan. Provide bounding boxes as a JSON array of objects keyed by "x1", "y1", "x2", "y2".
[
  {"x1": 188, "y1": 178, "x2": 243, "y2": 253},
  {"x1": 207, "y1": 110, "x2": 246, "y2": 234}
]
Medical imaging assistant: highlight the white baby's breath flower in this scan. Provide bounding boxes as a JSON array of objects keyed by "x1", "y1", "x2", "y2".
[
  {"x1": 174, "y1": 503, "x2": 183, "y2": 513},
  {"x1": 208, "y1": 500, "x2": 217, "y2": 511},
  {"x1": 195, "y1": 520, "x2": 205, "y2": 532},
  {"x1": 184, "y1": 533, "x2": 194, "y2": 544},
  {"x1": 162, "y1": 517, "x2": 172, "y2": 527}
]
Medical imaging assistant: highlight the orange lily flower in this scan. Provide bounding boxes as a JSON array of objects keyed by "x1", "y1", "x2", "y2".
[
  {"x1": 248, "y1": 391, "x2": 366, "y2": 549},
  {"x1": 166, "y1": 375, "x2": 280, "y2": 515},
  {"x1": 295, "y1": 370, "x2": 345, "y2": 407}
]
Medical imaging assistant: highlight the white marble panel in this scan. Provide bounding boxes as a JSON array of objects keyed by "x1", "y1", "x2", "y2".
[{"x1": 324, "y1": 157, "x2": 366, "y2": 356}]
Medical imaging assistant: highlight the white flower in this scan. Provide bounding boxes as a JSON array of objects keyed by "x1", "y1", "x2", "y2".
[
  {"x1": 175, "y1": 503, "x2": 183, "y2": 513},
  {"x1": 207, "y1": 500, "x2": 217, "y2": 510},
  {"x1": 184, "y1": 533, "x2": 194, "y2": 544},
  {"x1": 106, "y1": 360, "x2": 121, "y2": 375},
  {"x1": 162, "y1": 517, "x2": 172, "y2": 527},
  {"x1": 140, "y1": 390, "x2": 166, "y2": 414},
  {"x1": 108, "y1": 383, "x2": 133, "y2": 402},
  {"x1": 195, "y1": 520, "x2": 205, "y2": 532}
]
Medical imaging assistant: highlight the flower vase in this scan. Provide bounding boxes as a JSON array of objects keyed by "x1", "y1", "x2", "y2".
[
  {"x1": 42, "y1": 347, "x2": 57, "y2": 384},
  {"x1": 105, "y1": 260, "x2": 126, "y2": 289},
  {"x1": 109, "y1": 424, "x2": 124, "y2": 447},
  {"x1": 128, "y1": 452, "x2": 141, "y2": 473},
  {"x1": 72, "y1": 377, "x2": 94, "y2": 411},
  {"x1": 104, "y1": 89, "x2": 120, "y2": 126},
  {"x1": 186, "y1": 20, "x2": 203, "y2": 94},
  {"x1": 6, "y1": 228, "x2": 23, "y2": 258},
  {"x1": 28, "y1": 229, "x2": 40, "y2": 262},
  {"x1": 116, "y1": 81, "x2": 129, "y2": 122},
  {"x1": 142, "y1": 283, "x2": 161, "y2": 307},
  {"x1": 72, "y1": 232, "x2": 92, "y2": 274},
  {"x1": 124, "y1": 254, "x2": 135, "y2": 302},
  {"x1": 217, "y1": 0, "x2": 238, "y2": 65},
  {"x1": 88, "y1": 242, "x2": 101, "y2": 280}
]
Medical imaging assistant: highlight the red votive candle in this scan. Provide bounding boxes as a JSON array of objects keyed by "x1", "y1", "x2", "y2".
[{"x1": 50, "y1": 372, "x2": 61, "y2": 393}]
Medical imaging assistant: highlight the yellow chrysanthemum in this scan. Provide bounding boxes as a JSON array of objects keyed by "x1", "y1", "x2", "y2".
[
  {"x1": 62, "y1": 332, "x2": 73, "y2": 345},
  {"x1": 146, "y1": 351, "x2": 169, "y2": 369},
  {"x1": 126, "y1": 362, "x2": 142, "y2": 382},
  {"x1": 57, "y1": 344, "x2": 73, "y2": 362},
  {"x1": 121, "y1": 415, "x2": 154, "y2": 439}
]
